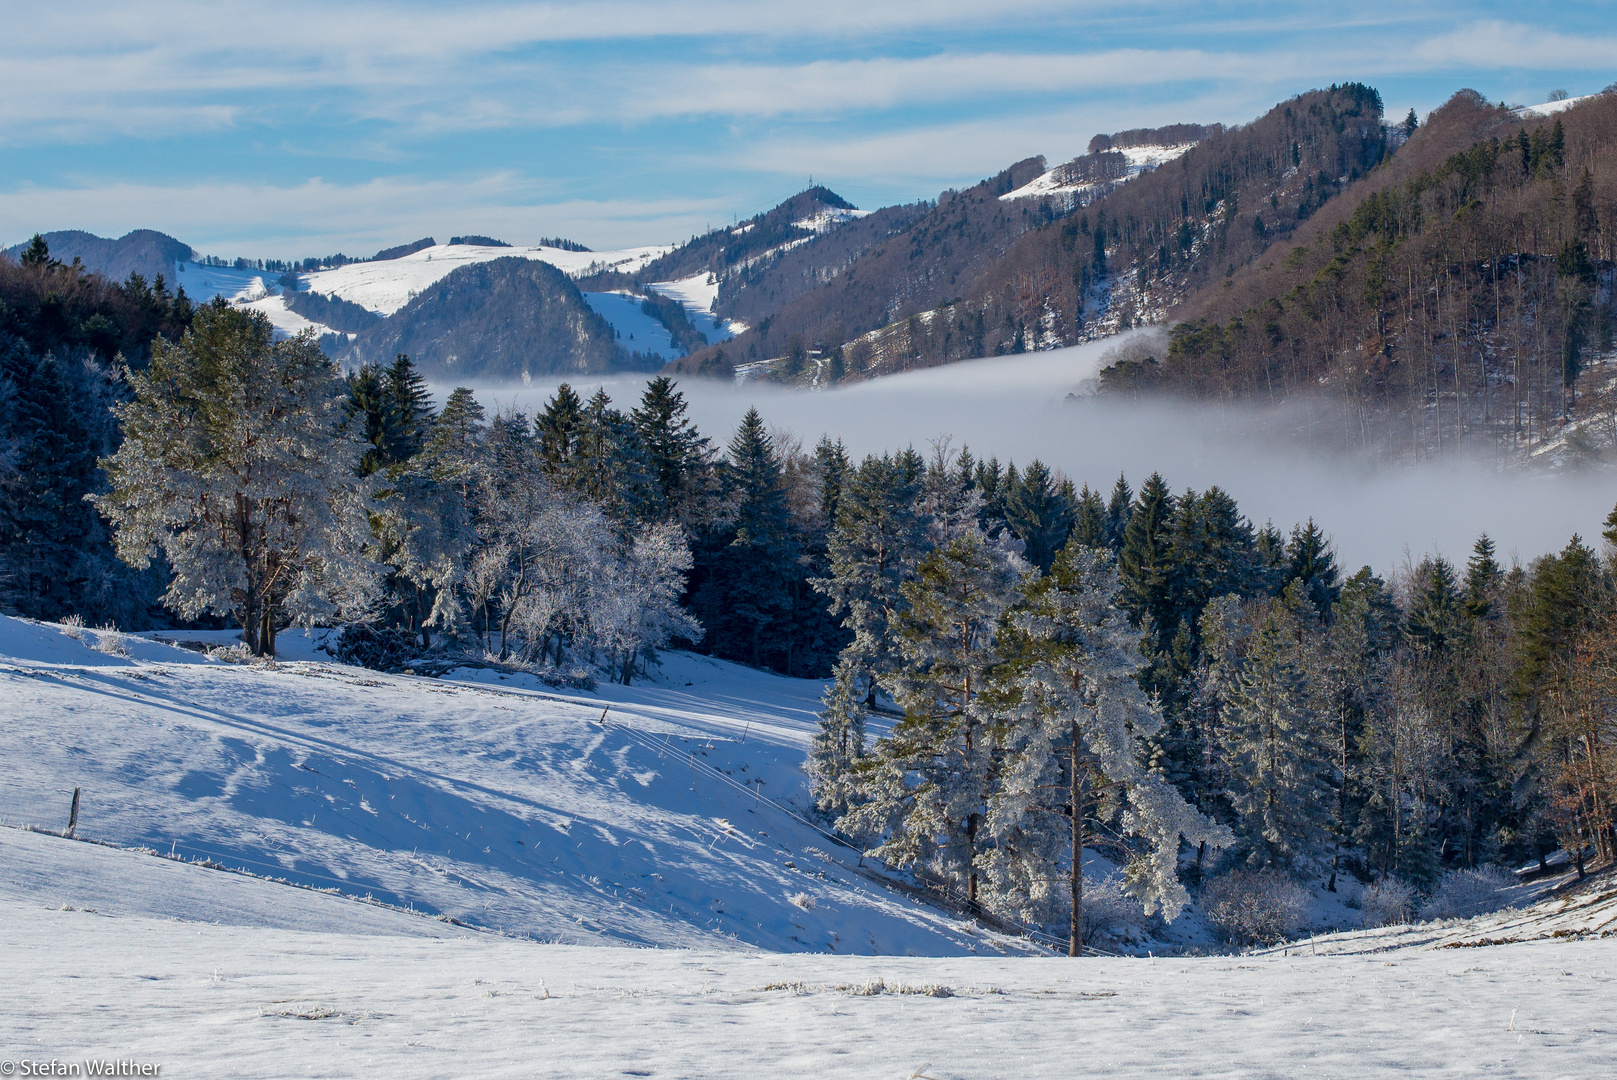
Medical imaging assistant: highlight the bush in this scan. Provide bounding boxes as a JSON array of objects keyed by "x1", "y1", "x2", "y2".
[
  {"x1": 1201, "y1": 868, "x2": 1310, "y2": 946},
  {"x1": 91, "y1": 625, "x2": 129, "y2": 656},
  {"x1": 1420, "y1": 866, "x2": 1517, "y2": 921},
  {"x1": 334, "y1": 624, "x2": 420, "y2": 672},
  {"x1": 1083, "y1": 875, "x2": 1151, "y2": 946},
  {"x1": 1360, "y1": 876, "x2": 1418, "y2": 928}
]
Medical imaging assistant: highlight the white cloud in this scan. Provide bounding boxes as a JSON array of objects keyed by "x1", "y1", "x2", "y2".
[{"x1": 0, "y1": 175, "x2": 732, "y2": 255}]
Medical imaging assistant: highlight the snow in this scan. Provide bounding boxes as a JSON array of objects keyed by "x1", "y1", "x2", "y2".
[
  {"x1": 3, "y1": 840, "x2": 1614, "y2": 1077},
  {"x1": 0, "y1": 615, "x2": 1024, "y2": 957},
  {"x1": 237, "y1": 293, "x2": 345, "y2": 341},
  {"x1": 581, "y1": 291, "x2": 678, "y2": 358},
  {"x1": 645, "y1": 272, "x2": 740, "y2": 342},
  {"x1": 296, "y1": 244, "x2": 671, "y2": 317},
  {"x1": 175, "y1": 262, "x2": 278, "y2": 303},
  {"x1": 1000, "y1": 144, "x2": 1197, "y2": 202},
  {"x1": 1513, "y1": 94, "x2": 1596, "y2": 119},
  {"x1": 5, "y1": 612, "x2": 1617, "y2": 1076},
  {"x1": 792, "y1": 207, "x2": 872, "y2": 233}
]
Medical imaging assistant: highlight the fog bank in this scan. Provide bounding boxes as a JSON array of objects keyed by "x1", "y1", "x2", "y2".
[{"x1": 459, "y1": 335, "x2": 1617, "y2": 575}]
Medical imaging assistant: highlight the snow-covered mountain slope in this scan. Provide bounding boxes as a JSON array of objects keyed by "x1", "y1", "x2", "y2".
[
  {"x1": 643, "y1": 273, "x2": 742, "y2": 339},
  {"x1": 1513, "y1": 94, "x2": 1597, "y2": 119},
  {"x1": 580, "y1": 291, "x2": 680, "y2": 356},
  {"x1": 1000, "y1": 143, "x2": 1196, "y2": 202},
  {"x1": 176, "y1": 261, "x2": 279, "y2": 303},
  {"x1": 3, "y1": 832, "x2": 1612, "y2": 1079},
  {"x1": 0, "y1": 616, "x2": 1024, "y2": 957},
  {"x1": 300, "y1": 243, "x2": 670, "y2": 317}
]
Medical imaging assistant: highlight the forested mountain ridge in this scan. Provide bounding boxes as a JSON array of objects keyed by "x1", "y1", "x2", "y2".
[
  {"x1": 669, "y1": 87, "x2": 1385, "y2": 382},
  {"x1": 347, "y1": 256, "x2": 640, "y2": 380},
  {"x1": 1126, "y1": 89, "x2": 1617, "y2": 460},
  {"x1": 2, "y1": 229, "x2": 195, "y2": 286}
]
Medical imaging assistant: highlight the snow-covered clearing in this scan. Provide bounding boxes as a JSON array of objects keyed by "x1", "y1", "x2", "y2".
[
  {"x1": 236, "y1": 293, "x2": 346, "y2": 341},
  {"x1": 1000, "y1": 143, "x2": 1195, "y2": 202},
  {"x1": 0, "y1": 615, "x2": 1015, "y2": 956},
  {"x1": 4, "y1": 614, "x2": 1617, "y2": 1076},
  {"x1": 581, "y1": 291, "x2": 679, "y2": 357},
  {"x1": 1513, "y1": 94, "x2": 1597, "y2": 119},
  {"x1": 174, "y1": 262, "x2": 277, "y2": 303},
  {"x1": 4, "y1": 829, "x2": 1614, "y2": 1078},
  {"x1": 298, "y1": 243, "x2": 670, "y2": 317}
]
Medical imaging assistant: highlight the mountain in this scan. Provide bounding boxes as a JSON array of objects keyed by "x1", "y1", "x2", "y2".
[
  {"x1": 1121, "y1": 88, "x2": 1617, "y2": 458},
  {"x1": 346, "y1": 256, "x2": 636, "y2": 379},
  {"x1": 670, "y1": 89, "x2": 1388, "y2": 381},
  {"x1": 3, "y1": 229, "x2": 193, "y2": 284}
]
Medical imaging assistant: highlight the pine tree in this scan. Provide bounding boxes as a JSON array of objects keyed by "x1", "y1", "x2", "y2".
[
  {"x1": 1070, "y1": 484, "x2": 1107, "y2": 549},
  {"x1": 1104, "y1": 473, "x2": 1132, "y2": 551},
  {"x1": 1117, "y1": 472, "x2": 1176, "y2": 651},
  {"x1": 842, "y1": 529, "x2": 1023, "y2": 911},
  {"x1": 984, "y1": 542, "x2": 1230, "y2": 952},
  {"x1": 1284, "y1": 519, "x2": 1340, "y2": 617},
  {"x1": 1003, "y1": 459, "x2": 1075, "y2": 572},
  {"x1": 629, "y1": 376, "x2": 716, "y2": 528},
  {"x1": 94, "y1": 306, "x2": 380, "y2": 655},
  {"x1": 537, "y1": 383, "x2": 584, "y2": 480},
  {"x1": 1464, "y1": 535, "x2": 1502, "y2": 621},
  {"x1": 701, "y1": 408, "x2": 795, "y2": 667}
]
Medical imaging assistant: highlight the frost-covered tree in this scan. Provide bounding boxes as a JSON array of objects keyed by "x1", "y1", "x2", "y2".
[
  {"x1": 592, "y1": 522, "x2": 702, "y2": 684},
  {"x1": 95, "y1": 305, "x2": 380, "y2": 655},
  {"x1": 984, "y1": 543, "x2": 1230, "y2": 954},
  {"x1": 841, "y1": 528, "x2": 1024, "y2": 911}
]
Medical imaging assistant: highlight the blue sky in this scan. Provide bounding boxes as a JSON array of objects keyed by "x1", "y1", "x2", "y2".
[{"x1": 2, "y1": 1, "x2": 1613, "y2": 258}]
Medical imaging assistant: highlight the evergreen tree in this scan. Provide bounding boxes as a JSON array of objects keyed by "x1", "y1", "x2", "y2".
[
  {"x1": 1117, "y1": 472, "x2": 1177, "y2": 651},
  {"x1": 1217, "y1": 607, "x2": 1331, "y2": 869},
  {"x1": 1464, "y1": 535, "x2": 1502, "y2": 621},
  {"x1": 1002, "y1": 459, "x2": 1075, "y2": 571},
  {"x1": 1070, "y1": 484, "x2": 1107, "y2": 549},
  {"x1": 1285, "y1": 519, "x2": 1340, "y2": 617},
  {"x1": 699, "y1": 408, "x2": 795, "y2": 667},
  {"x1": 1103, "y1": 473, "x2": 1133, "y2": 551},
  {"x1": 537, "y1": 383, "x2": 584, "y2": 480},
  {"x1": 984, "y1": 542, "x2": 1230, "y2": 952},
  {"x1": 842, "y1": 529, "x2": 1023, "y2": 911},
  {"x1": 629, "y1": 376, "x2": 716, "y2": 528}
]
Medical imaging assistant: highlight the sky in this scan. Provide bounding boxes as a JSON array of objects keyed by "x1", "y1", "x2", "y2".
[{"x1": 1, "y1": 1, "x2": 1614, "y2": 259}]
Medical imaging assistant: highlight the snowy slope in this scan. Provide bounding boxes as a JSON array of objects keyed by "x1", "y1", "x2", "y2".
[
  {"x1": 2, "y1": 844, "x2": 1613, "y2": 1078},
  {"x1": 1000, "y1": 143, "x2": 1196, "y2": 202},
  {"x1": 299, "y1": 243, "x2": 671, "y2": 317},
  {"x1": 175, "y1": 261, "x2": 278, "y2": 302},
  {"x1": 1513, "y1": 94, "x2": 1596, "y2": 119},
  {"x1": 645, "y1": 272, "x2": 742, "y2": 340},
  {"x1": 237, "y1": 293, "x2": 347, "y2": 341},
  {"x1": 0, "y1": 616, "x2": 1026, "y2": 957},
  {"x1": 580, "y1": 291, "x2": 678, "y2": 357}
]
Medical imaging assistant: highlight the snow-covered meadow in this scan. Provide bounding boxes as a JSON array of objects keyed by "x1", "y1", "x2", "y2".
[{"x1": 4, "y1": 614, "x2": 1617, "y2": 1077}]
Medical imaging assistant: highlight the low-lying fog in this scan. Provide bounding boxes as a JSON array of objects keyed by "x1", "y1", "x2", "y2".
[{"x1": 460, "y1": 333, "x2": 1616, "y2": 575}]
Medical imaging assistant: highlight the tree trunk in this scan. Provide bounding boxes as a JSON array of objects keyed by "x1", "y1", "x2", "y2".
[{"x1": 1070, "y1": 718, "x2": 1086, "y2": 957}]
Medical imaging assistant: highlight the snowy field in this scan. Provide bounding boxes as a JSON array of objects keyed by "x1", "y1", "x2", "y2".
[
  {"x1": 298, "y1": 243, "x2": 670, "y2": 317},
  {"x1": 4, "y1": 826, "x2": 1615, "y2": 1078},
  {"x1": 3, "y1": 614, "x2": 1616, "y2": 1076}
]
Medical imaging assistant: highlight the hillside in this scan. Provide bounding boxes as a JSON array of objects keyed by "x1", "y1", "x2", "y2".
[
  {"x1": 1128, "y1": 89, "x2": 1617, "y2": 460},
  {"x1": 346, "y1": 257, "x2": 638, "y2": 380},
  {"x1": 3, "y1": 228, "x2": 194, "y2": 284},
  {"x1": 668, "y1": 91, "x2": 1385, "y2": 382},
  {"x1": 0, "y1": 615, "x2": 1020, "y2": 955}
]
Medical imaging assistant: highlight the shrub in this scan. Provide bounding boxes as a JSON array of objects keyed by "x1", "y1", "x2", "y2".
[
  {"x1": 1360, "y1": 876, "x2": 1418, "y2": 928},
  {"x1": 92, "y1": 625, "x2": 129, "y2": 656},
  {"x1": 1201, "y1": 868, "x2": 1310, "y2": 946},
  {"x1": 1083, "y1": 875, "x2": 1151, "y2": 946},
  {"x1": 1420, "y1": 866, "x2": 1517, "y2": 921},
  {"x1": 335, "y1": 624, "x2": 420, "y2": 672},
  {"x1": 60, "y1": 613, "x2": 86, "y2": 640}
]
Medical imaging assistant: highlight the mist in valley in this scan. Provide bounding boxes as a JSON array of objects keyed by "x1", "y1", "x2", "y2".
[{"x1": 459, "y1": 332, "x2": 1617, "y2": 576}]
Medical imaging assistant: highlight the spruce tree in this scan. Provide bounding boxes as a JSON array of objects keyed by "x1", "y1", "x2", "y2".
[
  {"x1": 629, "y1": 376, "x2": 715, "y2": 528},
  {"x1": 1003, "y1": 459, "x2": 1075, "y2": 571},
  {"x1": 702, "y1": 408, "x2": 795, "y2": 667},
  {"x1": 842, "y1": 529, "x2": 1023, "y2": 911},
  {"x1": 1218, "y1": 606, "x2": 1331, "y2": 869},
  {"x1": 1104, "y1": 473, "x2": 1132, "y2": 551},
  {"x1": 537, "y1": 383, "x2": 584, "y2": 480},
  {"x1": 1117, "y1": 472, "x2": 1176, "y2": 651},
  {"x1": 1285, "y1": 518, "x2": 1341, "y2": 617}
]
